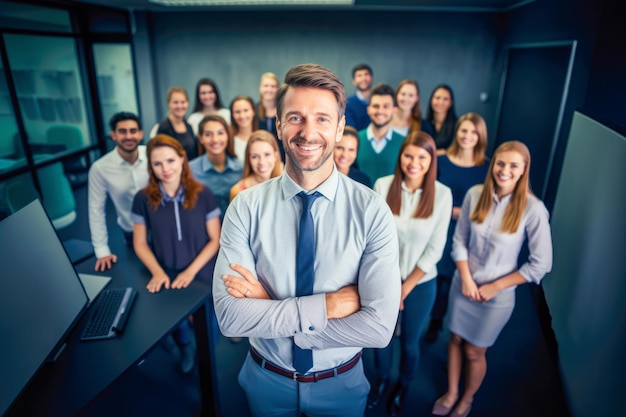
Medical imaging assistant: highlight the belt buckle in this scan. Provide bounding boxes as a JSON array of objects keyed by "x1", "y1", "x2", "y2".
[{"x1": 292, "y1": 372, "x2": 302, "y2": 381}]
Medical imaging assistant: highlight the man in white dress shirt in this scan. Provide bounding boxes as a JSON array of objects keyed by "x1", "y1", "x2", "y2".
[{"x1": 88, "y1": 112, "x2": 149, "y2": 271}]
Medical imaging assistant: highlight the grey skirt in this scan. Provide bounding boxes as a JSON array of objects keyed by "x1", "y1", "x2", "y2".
[{"x1": 447, "y1": 273, "x2": 516, "y2": 348}]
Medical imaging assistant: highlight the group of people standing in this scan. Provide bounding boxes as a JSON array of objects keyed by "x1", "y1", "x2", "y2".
[
  {"x1": 341, "y1": 63, "x2": 553, "y2": 417},
  {"x1": 87, "y1": 62, "x2": 552, "y2": 417}
]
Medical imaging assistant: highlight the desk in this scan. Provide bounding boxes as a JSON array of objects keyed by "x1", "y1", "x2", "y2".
[{"x1": 5, "y1": 243, "x2": 219, "y2": 417}]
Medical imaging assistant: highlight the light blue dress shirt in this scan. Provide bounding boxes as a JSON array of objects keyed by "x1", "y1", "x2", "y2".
[
  {"x1": 213, "y1": 168, "x2": 401, "y2": 372},
  {"x1": 189, "y1": 154, "x2": 243, "y2": 220}
]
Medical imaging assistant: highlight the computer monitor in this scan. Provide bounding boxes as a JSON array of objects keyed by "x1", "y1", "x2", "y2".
[{"x1": 0, "y1": 200, "x2": 89, "y2": 415}]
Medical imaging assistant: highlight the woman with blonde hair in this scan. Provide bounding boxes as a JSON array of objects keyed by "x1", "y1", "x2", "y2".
[
  {"x1": 433, "y1": 141, "x2": 552, "y2": 417},
  {"x1": 256, "y1": 72, "x2": 284, "y2": 161},
  {"x1": 131, "y1": 134, "x2": 221, "y2": 373},
  {"x1": 390, "y1": 79, "x2": 422, "y2": 137},
  {"x1": 152, "y1": 87, "x2": 197, "y2": 159},
  {"x1": 230, "y1": 130, "x2": 283, "y2": 201},
  {"x1": 425, "y1": 112, "x2": 490, "y2": 343}
]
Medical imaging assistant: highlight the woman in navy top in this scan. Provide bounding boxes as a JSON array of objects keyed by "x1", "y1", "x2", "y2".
[
  {"x1": 425, "y1": 112, "x2": 490, "y2": 343},
  {"x1": 132, "y1": 134, "x2": 221, "y2": 373}
]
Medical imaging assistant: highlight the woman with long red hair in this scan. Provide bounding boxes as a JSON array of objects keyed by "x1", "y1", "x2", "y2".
[
  {"x1": 131, "y1": 134, "x2": 221, "y2": 373},
  {"x1": 433, "y1": 141, "x2": 552, "y2": 417}
]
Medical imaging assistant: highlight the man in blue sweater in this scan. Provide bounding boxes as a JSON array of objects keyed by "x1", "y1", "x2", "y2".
[
  {"x1": 357, "y1": 83, "x2": 405, "y2": 184},
  {"x1": 345, "y1": 63, "x2": 373, "y2": 131}
]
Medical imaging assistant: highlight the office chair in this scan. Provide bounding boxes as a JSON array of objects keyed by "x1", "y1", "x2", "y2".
[{"x1": 4, "y1": 155, "x2": 77, "y2": 229}]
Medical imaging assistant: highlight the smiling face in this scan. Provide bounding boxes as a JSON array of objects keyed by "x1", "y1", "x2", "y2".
[
  {"x1": 400, "y1": 144, "x2": 432, "y2": 188},
  {"x1": 259, "y1": 76, "x2": 279, "y2": 102},
  {"x1": 276, "y1": 86, "x2": 344, "y2": 175},
  {"x1": 199, "y1": 120, "x2": 229, "y2": 157},
  {"x1": 352, "y1": 69, "x2": 373, "y2": 93},
  {"x1": 455, "y1": 120, "x2": 479, "y2": 151},
  {"x1": 149, "y1": 146, "x2": 184, "y2": 188},
  {"x1": 492, "y1": 150, "x2": 526, "y2": 196},
  {"x1": 333, "y1": 133, "x2": 358, "y2": 173},
  {"x1": 198, "y1": 84, "x2": 216, "y2": 109},
  {"x1": 232, "y1": 99, "x2": 255, "y2": 130},
  {"x1": 396, "y1": 83, "x2": 419, "y2": 113},
  {"x1": 367, "y1": 94, "x2": 395, "y2": 129},
  {"x1": 431, "y1": 87, "x2": 452, "y2": 116},
  {"x1": 111, "y1": 119, "x2": 143, "y2": 154},
  {"x1": 248, "y1": 140, "x2": 277, "y2": 181},
  {"x1": 168, "y1": 92, "x2": 189, "y2": 119}
]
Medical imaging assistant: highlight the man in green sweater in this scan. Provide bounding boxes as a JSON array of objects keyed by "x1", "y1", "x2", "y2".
[{"x1": 356, "y1": 83, "x2": 405, "y2": 184}]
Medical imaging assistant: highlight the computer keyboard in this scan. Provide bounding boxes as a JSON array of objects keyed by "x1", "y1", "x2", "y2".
[{"x1": 81, "y1": 287, "x2": 137, "y2": 341}]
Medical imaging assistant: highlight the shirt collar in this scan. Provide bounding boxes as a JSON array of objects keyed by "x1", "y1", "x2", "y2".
[
  {"x1": 492, "y1": 191, "x2": 513, "y2": 204},
  {"x1": 355, "y1": 90, "x2": 368, "y2": 103},
  {"x1": 200, "y1": 154, "x2": 242, "y2": 173},
  {"x1": 160, "y1": 183, "x2": 185, "y2": 205},
  {"x1": 280, "y1": 166, "x2": 339, "y2": 203},
  {"x1": 114, "y1": 145, "x2": 146, "y2": 166},
  {"x1": 366, "y1": 125, "x2": 393, "y2": 142}
]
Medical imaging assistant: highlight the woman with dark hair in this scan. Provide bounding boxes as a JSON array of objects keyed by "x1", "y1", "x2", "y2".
[
  {"x1": 425, "y1": 112, "x2": 490, "y2": 343},
  {"x1": 229, "y1": 95, "x2": 259, "y2": 161},
  {"x1": 432, "y1": 141, "x2": 552, "y2": 417},
  {"x1": 131, "y1": 134, "x2": 221, "y2": 374},
  {"x1": 188, "y1": 78, "x2": 231, "y2": 136},
  {"x1": 189, "y1": 115, "x2": 243, "y2": 219},
  {"x1": 391, "y1": 79, "x2": 422, "y2": 137},
  {"x1": 422, "y1": 84, "x2": 458, "y2": 150},
  {"x1": 152, "y1": 87, "x2": 198, "y2": 159},
  {"x1": 369, "y1": 132, "x2": 452, "y2": 416}
]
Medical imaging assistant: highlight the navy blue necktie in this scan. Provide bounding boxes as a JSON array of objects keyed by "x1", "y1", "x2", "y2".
[{"x1": 293, "y1": 191, "x2": 321, "y2": 374}]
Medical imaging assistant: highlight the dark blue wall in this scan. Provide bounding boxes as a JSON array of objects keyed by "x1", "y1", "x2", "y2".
[{"x1": 142, "y1": 9, "x2": 502, "y2": 137}]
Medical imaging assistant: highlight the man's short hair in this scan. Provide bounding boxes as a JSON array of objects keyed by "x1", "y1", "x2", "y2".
[
  {"x1": 276, "y1": 63, "x2": 347, "y2": 120},
  {"x1": 370, "y1": 83, "x2": 397, "y2": 106},
  {"x1": 351, "y1": 64, "x2": 373, "y2": 79},
  {"x1": 109, "y1": 111, "x2": 142, "y2": 131}
]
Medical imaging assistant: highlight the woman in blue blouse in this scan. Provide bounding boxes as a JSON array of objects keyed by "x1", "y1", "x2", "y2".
[
  {"x1": 369, "y1": 132, "x2": 452, "y2": 416},
  {"x1": 432, "y1": 141, "x2": 552, "y2": 417},
  {"x1": 189, "y1": 115, "x2": 243, "y2": 220},
  {"x1": 132, "y1": 134, "x2": 221, "y2": 373},
  {"x1": 425, "y1": 112, "x2": 490, "y2": 343}
]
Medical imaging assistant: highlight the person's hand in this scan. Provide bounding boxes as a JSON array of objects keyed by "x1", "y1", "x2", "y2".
[
  {"x1": 94, "y1": 254, "x2": 117, "y2": 271},
  {"x1": 461, "y1": 277, "x2": 481, "y2": 302},
  {"x1": 325, "y1": 285, "x2": 360, "y2": 319},
  {"x1": 146, "y1": 273, "x2": 170, "y2": 293},
  {"x1": 451, "y1": 207, "x2": 462, "y2": 221},
  {"x1": 478, "y1": 282, "x2": 500, "y2": 302},
  {"x1": 399, "y1": 281, "x2": 414, "y2": 311},
  {"x1": 171, "y1": 269, "x2": 195, "y2": 289},
  {"x1": 222, "y1": 263, "x2": 270, "y2": 299}
]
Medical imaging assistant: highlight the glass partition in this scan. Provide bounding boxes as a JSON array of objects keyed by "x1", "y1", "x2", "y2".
[
  {"x1": 4, "y1": 34, "x2": 93, "y2": 158},
  {"x1": 93, "y1": 43, "x2": 139, "y2": 139},
  {"x1": 0, "y1": 61, "x2": 24, "y2": 173}
]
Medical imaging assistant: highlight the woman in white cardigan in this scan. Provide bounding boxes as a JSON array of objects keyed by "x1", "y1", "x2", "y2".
[{"x1": 369, "y1": 132, "x2": 452, "y2": 416}]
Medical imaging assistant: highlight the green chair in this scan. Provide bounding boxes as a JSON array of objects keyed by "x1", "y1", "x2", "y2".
[{"x1": 4, "y1": 155, "x2": 76, "y2": 229}]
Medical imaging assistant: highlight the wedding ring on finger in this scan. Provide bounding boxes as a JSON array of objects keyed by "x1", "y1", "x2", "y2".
[{"x1": 244, "y1": 289, "x2": 251, "y2": 297}]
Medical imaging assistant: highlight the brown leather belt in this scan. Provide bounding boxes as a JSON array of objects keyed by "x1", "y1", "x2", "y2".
[{"x1": 249, "y1": 347, "x2": 362, "y2": 383}]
